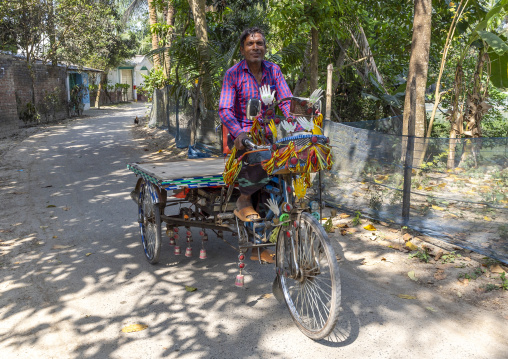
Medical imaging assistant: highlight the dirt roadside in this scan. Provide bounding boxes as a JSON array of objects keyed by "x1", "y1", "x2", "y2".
[{"x1": 3, "y1": 110, "x2": 507, "y2": 319}]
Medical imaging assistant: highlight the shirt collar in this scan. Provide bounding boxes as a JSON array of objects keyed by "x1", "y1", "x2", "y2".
[{"x1": 241, "y1": 59, "x2": 271, "y2": 77}]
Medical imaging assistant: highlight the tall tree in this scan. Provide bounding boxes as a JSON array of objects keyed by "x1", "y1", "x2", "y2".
[
  {"x1": 187, "y1": 0, "x2": 213, "y2": 109},
  {"x1": 164, "y1": 1, "x2": 176, "y2": 77},
  {"x1": 148, "y1": 0, "x2": 160, "y2": 68},
  {"x1": 402, "y1": 0, "x2": 432, "y2": 139}
]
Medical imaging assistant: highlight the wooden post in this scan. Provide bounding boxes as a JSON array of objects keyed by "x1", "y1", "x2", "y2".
[
  {"x1": 326, "y1": 64, "x2": 333, "y2": 121},
  {"x1": 402, "y1": 77, "x2": 416, "y2": 226}
]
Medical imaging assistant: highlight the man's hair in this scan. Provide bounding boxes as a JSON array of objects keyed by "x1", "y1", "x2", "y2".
[{"x1": 239, "y1": 27, "x2": 266, "y2": 49}]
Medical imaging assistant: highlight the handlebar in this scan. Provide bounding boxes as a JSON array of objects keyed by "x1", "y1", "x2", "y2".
[{"x1": 242, "y1": 138, "x2": 270, "y2": 150}]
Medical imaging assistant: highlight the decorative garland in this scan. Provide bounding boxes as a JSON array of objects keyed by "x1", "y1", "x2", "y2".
[{"x1": 223, "y1": 147, "x2": 242, "y2": 185}]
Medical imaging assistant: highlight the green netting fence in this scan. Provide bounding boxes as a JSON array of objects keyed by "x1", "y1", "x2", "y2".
[{"x1": 323, "y1": 116, "x2": 508, "y2": 264}]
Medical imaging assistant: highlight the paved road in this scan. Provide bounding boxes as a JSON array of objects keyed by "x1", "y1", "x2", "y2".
[{"x1": 0, "y1": 103, "x2": 506, "y2": 358}]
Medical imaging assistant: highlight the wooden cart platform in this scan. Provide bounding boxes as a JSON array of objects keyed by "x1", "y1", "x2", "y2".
[{"x1": 127, "y1": 157, "x2": 226, "y2": 191}]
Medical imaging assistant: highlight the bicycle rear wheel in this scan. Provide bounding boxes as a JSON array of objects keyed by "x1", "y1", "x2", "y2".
[
  {"x1": 277, "y1": 211, "x2": 341, "y2": 340},
  {"x1": 138, "y1": 180, "x2": 162, "y2": 264}
]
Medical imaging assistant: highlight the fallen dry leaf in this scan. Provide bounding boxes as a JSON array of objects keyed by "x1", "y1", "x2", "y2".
[
  {"x1": 339, "y1": 213, "x2": 350, "y2": 219},
  {"x1": 52, "y1": 245, "x2": 71, "y2": 250},
  {"x1": 47, "y1": 205, "x2": 56, "y2": 208},
  {"x1": 405, "y1": 241, "x2": 418, "y2": 251},
  {"x1": 336, "y1": 223, "x2": 349, "y2": 228},
  {"x1": 490, "y1": 264, "x2": 506, "y2": 274},
  {"x1": 434, "y1": 269, "x2": 447, "y2": 281},
  {"x1": 185, "y1": 285, "x2": 197, "y2": 292},
  {"x1": 340, "y1": 229, "x2": 348, "y2": 236},
  {"x1": 458, "y1": 278, "x2": 469, "y2": 286},
  {"x1": 53, "y1": 236, "x2": 58, "y2": 239},
  {"x1": 403, "y1": 233, "x2": 412, "y2": 242},
  {"x1": 434, "y1": 250, "x2": 444, "y2": 261},
  {"x1": 408, "y1": 271, "x2": 418, "y2": 281},
  {"x1": 432, "y1": 205, "x2": 445, "y2": 211},
  {"x1": 121, "y1": 324, "x2": 148, "y2": 333},
  {"x1": 85, "y1": 253, "x2": 92, "y2": 256},
  {"x1": 363, "y1": 224, "x2": 376, "y2": 231},
  {"x1": 483, "y1": 216, "x2": 492, "y2": 222},
  {"x1": 397, "y1": 294, "x2": 417, "y2": 300},
  {"x1": 426, "y1": 307, "x2": 436, "y2": 312},
  {"x1": 261, "y1": 293, "x2": 272, "y2": 299}
]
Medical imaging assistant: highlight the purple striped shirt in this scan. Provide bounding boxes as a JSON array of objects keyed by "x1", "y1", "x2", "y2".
[{"x1": 218, "y1": 59, "x2": 297, "y2": 138}]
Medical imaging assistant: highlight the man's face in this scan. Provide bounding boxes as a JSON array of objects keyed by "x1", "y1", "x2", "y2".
[{"x1": 240, "y1": 32, "x2": 266, "y2": 65}]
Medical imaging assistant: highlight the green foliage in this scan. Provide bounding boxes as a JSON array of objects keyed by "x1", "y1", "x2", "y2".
[
  {"x1": 441, "y1": 251, "x2": 461, "y2": 264},
  {"x1": 69, "y1": 84, "x2": 86, "y2": 116},
  {"x1": 352, "y1": 211, "x2": 362, "y2": 226},
  {"x1": 323, "y1": 218, "x2": 333, "y2": 233},
  {"x1": 409, "y1": 248, "x2": 431, "y2": 263},
  {"x1": 38, "y1": 87, "x2": 63, "y2": 121},
  {"x1": 501, "y1": 272, "x2": 508, "y2": 290},
  {"x1": 141, "y1": 67, "x2": 170, "y2": 95},
  {"x1": 458, "y1": 267, "x2": 486, "y2": 280}
]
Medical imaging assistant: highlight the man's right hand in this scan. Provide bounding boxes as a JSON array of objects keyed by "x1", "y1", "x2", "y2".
[{"x1": 234, "y1": 132, "x2": 248, "y2": 150}]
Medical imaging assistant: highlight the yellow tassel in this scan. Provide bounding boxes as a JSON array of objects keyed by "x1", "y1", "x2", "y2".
[
  {"x1": 276, "y1": 142, "x2": 295, "y2": 168},
  {"x1": 313, "y1": 113, "x2": 323, "y2": 135},
  {"x1": 249, "y1": 120, "x2": 263, "y2": 145},
  {"x1": 262, "y1": 153, "x2": 276, "y2": 174},
  {"x1": 223, "y1": 148, "x2": 243, "y2": 185},
  {"x1": 268, "y1": 120, "x2": 277, "y2": 139}
]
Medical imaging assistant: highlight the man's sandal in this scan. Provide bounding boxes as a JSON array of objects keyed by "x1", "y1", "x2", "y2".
[{"x1": 234, "y1": 206, "x2": 261, "y2": 222}]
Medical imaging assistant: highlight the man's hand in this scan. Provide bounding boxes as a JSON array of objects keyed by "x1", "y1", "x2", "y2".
[{"x1": 234, "y1": 132, "x2": 248, "y2": 150}]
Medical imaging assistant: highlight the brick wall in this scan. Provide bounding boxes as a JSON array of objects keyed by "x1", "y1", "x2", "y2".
[{"x1": 0, "y1": 54, "x2": 68, "y2": 138}]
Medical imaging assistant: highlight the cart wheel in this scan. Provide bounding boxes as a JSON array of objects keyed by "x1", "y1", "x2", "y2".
[
  {"x1": 276, "y1": 212, "x2": 341, "y2": 340},
  {"x1": 138, "y1": 180, "x2": 162, "y2": 264}
]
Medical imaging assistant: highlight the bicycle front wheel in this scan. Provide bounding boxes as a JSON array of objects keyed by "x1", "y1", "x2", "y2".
[{"x1": 277, "y1": 211, "x2": 341, "y2": 340}]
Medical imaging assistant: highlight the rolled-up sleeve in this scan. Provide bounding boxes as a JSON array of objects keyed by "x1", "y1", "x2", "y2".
[
  {"x1": 274, "y1": 66, "x2": 292, "y2": 118},
  {"x1": 218, "y1": 71, "x2": 242, "y2": 138}
]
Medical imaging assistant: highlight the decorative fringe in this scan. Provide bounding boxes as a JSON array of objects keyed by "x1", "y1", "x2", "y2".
[
  {"x1": 268, "y1": 119, "x2": 277, "y2": 139},
  {"x1": 269, "y1": 226, "x2": 281, "y2": 243},
  {"x1": 276, "y1": 142, "x2": 296, "y2": 168},
  {"x1": 313, "y1": 113, "x2": 323, "y2": 135},
  {"x1": 262, "y1": 152, "x2": 276, "y2": 174},
  {"x1": 249, "y1": 119, "x2": 264, "y2": 145},
  {"x1": 223, "y1": 147, "x2": 242, "y2": 185}
]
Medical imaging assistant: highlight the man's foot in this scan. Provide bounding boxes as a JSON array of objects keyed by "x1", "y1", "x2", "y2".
[
  {"x1": 250, "y1": 248, "x2": 275, "y2": 264},
  {"x1": 234, "y1": 196, "x2": 260, "y2": 222}
]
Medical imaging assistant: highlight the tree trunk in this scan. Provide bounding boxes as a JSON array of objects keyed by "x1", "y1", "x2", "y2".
[
  {"x1": 148, "y1": 0, "x2": 160, "y2": 68},
  {"x1": 187, "y1": 0, "x2": 213, "y2": 109},
  {"x1": 447, "y1": 65, "x2": 463, "y2": 169},
  {"x1": 293, "y1": 39, "x2": 311, "y2": 96},
  {"x1": 458, "y1": 50, "x2": 488, "y2": 168},
  {"x1": 402, "y1": 0, "x2": 432, "y2": 167},
  {"x1": 309, "y1": 26, "x2": 319, "y2": 92},
  {"x1": 187, "y1": 0, "x2": 214, "y2": 145},
  {"x1": 402, "y1": 0, "x2": 432, "y2": 139},
  {"x1": 332, "y1": 39, "x2": 349, "y2": 95},
  {"x1": 95, "y1": 70, "x2": 109, "y2": 109},
  {"x1": 48, "y1": 0, "x2": 57, "y2": 66},
  {"x1": 164, "y1": 1, "x2": 176, "y2": 78}
]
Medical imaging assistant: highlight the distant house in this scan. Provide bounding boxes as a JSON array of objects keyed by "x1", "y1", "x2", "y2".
[
  {"x1": 107, "y1": 55, "x2": 153, "y2": 101},
  {"x1": 0, "y1": 51, "x2": 102, "y2": 137},
  {"x1": 67, "y1": 65, "x2": 102, "y2": 111}
]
